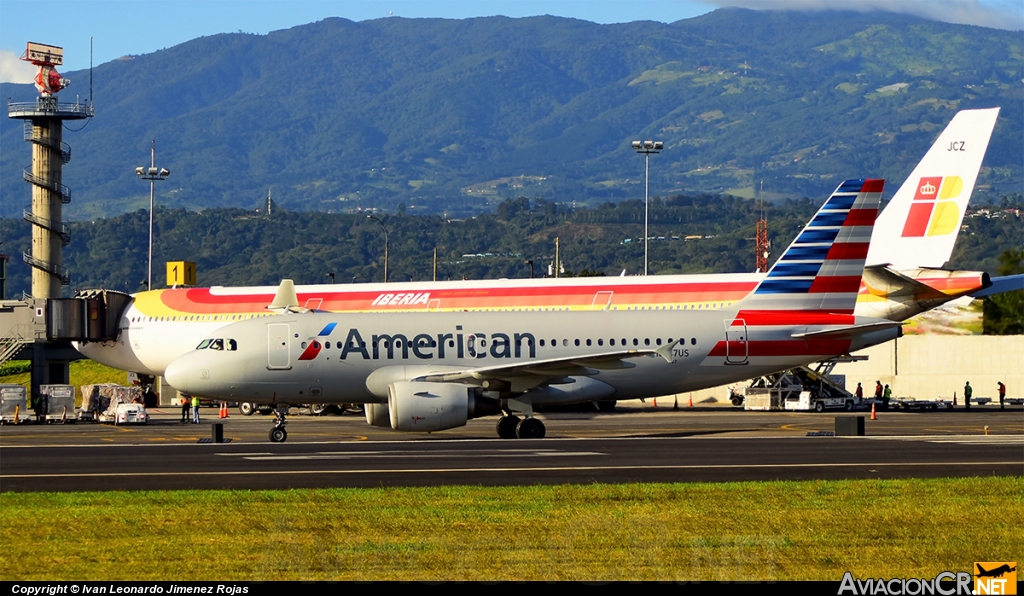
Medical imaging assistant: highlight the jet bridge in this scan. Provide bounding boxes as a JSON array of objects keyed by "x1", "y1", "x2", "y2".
[{"x1": 0, "y1": 290, "x2": 132, "y2": 409}]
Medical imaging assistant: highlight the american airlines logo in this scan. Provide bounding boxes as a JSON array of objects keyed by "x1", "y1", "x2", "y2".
[
  {"x1": 371, "y1": 292, "x2": 432, "y2": 307},
  {"x1": 298, "y1": 326, "x2": 538, "y2": 361},
  {"x1": 901, "y1": 176, "x2": 963, "y2": 238}
]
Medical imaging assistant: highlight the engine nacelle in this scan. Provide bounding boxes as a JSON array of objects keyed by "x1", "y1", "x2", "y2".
[
  {"x1": 365, "y1": 402, "x2": 391, "y2": 428},
  {"x1": 387, "y1": 381, "x2": 499, "y2": 432}
]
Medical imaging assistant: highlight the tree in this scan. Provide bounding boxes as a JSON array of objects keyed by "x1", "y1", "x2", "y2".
[{"x1": 982, "y1": 249, "x2": 1024, "y2": 335}]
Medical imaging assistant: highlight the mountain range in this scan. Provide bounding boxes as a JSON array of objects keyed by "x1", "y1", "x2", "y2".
[{"x1": 1, "y1": 8, "x2": 1021, "y2": 221}]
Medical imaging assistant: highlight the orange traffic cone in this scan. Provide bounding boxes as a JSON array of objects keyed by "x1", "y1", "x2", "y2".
[
  {"x1": 689, "y1": 393, "x2": 693, "y2": 407},
  {"x1": 219, "y1": 402, "x2": 229, "y2": 419},
  {"x1": 870, "y1": 402, "x2": 877, "y2": 420},
  {"x1": 653, "y1": 398, "x2": 658, "y2": 408}
]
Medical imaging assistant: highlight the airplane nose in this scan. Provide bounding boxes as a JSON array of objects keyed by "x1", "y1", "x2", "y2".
[{"x1": 164, "y1": 355, "x2": 194, "y2": 393}]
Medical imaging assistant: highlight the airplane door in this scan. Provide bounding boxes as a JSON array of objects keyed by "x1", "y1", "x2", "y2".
[
  {"x1": 591, "y1": 291, "x2": 613, "y2": 311},
  {"x1": 724, "y1": 319, "x2": 748, "y2": 365},
  {"x1": 268, "y1": 323, "x2": 292, "y2": 369}
]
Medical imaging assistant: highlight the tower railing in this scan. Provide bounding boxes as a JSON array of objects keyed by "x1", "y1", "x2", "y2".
[
  {"x1": 23, "y1": 210, "x2": 70, "y2": 246},
  {"x1": 22, "y1": 169, "x2": 71, "y2": 204},
  {"x1": 23, "y1": 122, "x2": 71, "y2": 163}
]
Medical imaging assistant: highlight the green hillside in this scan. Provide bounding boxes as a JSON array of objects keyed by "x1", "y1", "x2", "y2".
[{"x1": 1, "y1": 9, "x2": 1020, "y2": 221}]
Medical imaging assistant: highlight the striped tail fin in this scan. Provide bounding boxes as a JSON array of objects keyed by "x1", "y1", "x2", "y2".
[{"x1": 740, "y1": 179, "x2": 884, "y2": 314}]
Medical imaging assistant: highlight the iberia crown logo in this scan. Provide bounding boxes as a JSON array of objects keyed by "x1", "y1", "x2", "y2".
[{"x1": 901, "y1": 176, "x2": 963, "y2": 237}]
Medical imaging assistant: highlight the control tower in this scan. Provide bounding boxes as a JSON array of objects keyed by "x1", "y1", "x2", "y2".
[{"x1": 7, "y1": 42, "x2": 93, "y2": 298}]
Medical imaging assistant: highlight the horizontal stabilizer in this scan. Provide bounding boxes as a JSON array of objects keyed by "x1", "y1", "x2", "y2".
[
  {"x1": 862, "y1": 265, "x2": 948, "y2": 300},
  {"x1": 791, "y1": 321, "x2": 903, "y2": 340},
  {"x1": 970, "y1": 274, "x2": 1024, "y2": 298}
]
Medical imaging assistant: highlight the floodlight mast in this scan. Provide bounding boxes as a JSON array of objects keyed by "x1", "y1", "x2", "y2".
[
  {"x1": 136, "y1": 142, "x2": 171, "y2": 291},
  {"x1": 631, "y1": 139, "x2": 663, "y2": 276}
]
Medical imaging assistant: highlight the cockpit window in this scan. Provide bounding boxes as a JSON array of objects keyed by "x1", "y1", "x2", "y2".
[
  {"x1": 196, "y1": 339, "x2": 212, "y2": 350},
  {"x1": 228, "y1": 339, "x2": 237, "y2": 351},
  {"x1": 210, "y1": 339, "x2": 224, "y2": 351}
]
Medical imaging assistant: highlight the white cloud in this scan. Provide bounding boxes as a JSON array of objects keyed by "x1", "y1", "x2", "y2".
[
  {"x1": 707, "y1": 0, "x2": 1024, "y2": 31},
  {"x1": 0, "y1": 49, "x2": 37, "y2": 84}
]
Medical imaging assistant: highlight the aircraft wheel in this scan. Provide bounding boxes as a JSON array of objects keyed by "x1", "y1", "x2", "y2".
[
  {"x1": 845, "y1": 401, "x2": 854, "y2": 412},
  {"x1": 269, "y1": 427, "x2": 287, "y2": 443},
  {"x1": 310, "y1": 403, "x2": 328, "y2": 416},
  {"x1": 239, "y1": 402, "x2": 254, "y2": 416},
  {"x1": 814, "y1": 401, "x2": 825, "y2": 413},
  {"x1": 516, "y1": 417, "x2": 546, "y2": 439},
  {"x1": 496, "y1": 415, "x2": 520, "y2": 439}
]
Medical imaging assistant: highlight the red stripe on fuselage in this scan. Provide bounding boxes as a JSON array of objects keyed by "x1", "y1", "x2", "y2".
[
  {"x1": 154, "y1": 281, "x2": 757, "y2": 314},
  {"x1": 731, "y1": 311, "x2": 857, "y2": 326},
  {"x1": 708, "y1": 338, "x2": 853, "y2": 357}
]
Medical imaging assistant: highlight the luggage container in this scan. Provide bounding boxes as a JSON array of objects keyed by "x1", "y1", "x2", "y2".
[{"x1": 0, "y1": 384, "x2": 27, "y2": 423}]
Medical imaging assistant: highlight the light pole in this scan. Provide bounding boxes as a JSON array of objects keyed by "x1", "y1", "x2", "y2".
[
  {"x1": 326, "y1": 272, "x2": 335, "y2": 284},
  {"x1": 135, "y1": 141, "x2": 170, "y2": 291},
  {"x1": 631, "y1": 139, "x2": 663, "y2": 276},
  {"x1": 366, "y1": 215, "x2": 389, "y2": 283}
]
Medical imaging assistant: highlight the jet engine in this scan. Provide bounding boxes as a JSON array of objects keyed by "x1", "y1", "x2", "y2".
[
  {"x1": 365, "y1": 402, "x2": 391, "y2": 428},
  {"x1": 386, "y1": 381, "x2": 500, "y2": 432}
]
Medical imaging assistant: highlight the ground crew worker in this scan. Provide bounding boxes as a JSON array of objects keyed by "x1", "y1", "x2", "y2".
[
  {"x1": 192, "y1": 394, "x2": 201, "y2": 424},
  {"x1": 855, "y1": 383, "x2": 863, "y2": 399},
  {"x1": 883, "y1": 384, "x2": 892, "y2": 410},
  {"x1": 997, "y1": 381, "x2": 1006, "y2": 410},
  {"x1": 180, "y1": 397, "x2": 190, "y2": 423},
  {"x1": 964, "y1": 381, "x2": 972, "y2": 411}
]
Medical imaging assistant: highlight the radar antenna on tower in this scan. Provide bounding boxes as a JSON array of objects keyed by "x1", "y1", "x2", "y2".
[{"x1": 8, "y1": 42, "x2": 93, "y2": 298}]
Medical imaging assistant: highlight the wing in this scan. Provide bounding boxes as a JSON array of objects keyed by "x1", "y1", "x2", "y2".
[{"x1": 414, "y1": 341, "x2": 680, "y2": 393}]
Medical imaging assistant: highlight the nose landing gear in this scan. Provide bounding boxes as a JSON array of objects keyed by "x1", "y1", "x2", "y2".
[{"x1": 269, "y1": 406, "x2": 289, "y2": 442}]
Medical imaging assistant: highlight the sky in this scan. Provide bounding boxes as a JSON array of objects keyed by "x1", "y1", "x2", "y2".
[{"x1": 1, "y1": 0, "x2": 1022, "y2": 82}]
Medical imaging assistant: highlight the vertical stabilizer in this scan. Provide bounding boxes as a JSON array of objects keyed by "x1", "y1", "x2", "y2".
[
  {"x1": 867, "y1": 108, "x2": 1000, "y2": 269},
  {"x1": 268, "y1": 279, "x2": 300, "y2": 312},
  {"x1": 741, "y1": 179, "x2": 884, "y2": 314}
]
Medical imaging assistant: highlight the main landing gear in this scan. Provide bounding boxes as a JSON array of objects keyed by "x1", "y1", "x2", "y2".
[
  {"x1": 269, "y1": 406, "x2": 288, "y2": 442},
  {"x1": 495, "y1": 415, "x2": 546, "y2": 439}
]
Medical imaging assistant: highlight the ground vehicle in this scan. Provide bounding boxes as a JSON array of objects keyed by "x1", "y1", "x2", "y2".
[
  {"x1": 114, "y1": 403, "x2": 148, "y2": 425},
  {"x1": 746, "y1": 367, "x2": 865, "y2": 412}
]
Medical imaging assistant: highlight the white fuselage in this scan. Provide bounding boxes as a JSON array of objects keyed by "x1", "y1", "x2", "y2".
[{"x1": 164, "y1": 308, "x2": 899, "y2": 406}]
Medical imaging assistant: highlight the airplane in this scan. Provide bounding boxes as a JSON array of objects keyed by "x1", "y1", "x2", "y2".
[
  {"x1": 976, "y1": 564, "x2": 1016, "y2": 578},
  {"x1": 74, "y1": 108, "x2": 999, "y2": 380},
  {"x1": 164, "y1": 179, "x2": 903, "y2": 441}
]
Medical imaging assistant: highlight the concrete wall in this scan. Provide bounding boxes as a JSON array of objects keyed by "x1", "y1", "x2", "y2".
[
  {"x1": 830, "y1": 335, "x2": 1023, "y2": 401},
  {"x1": 666, "y1": 335, "x2": 1023, "y2": 404}
]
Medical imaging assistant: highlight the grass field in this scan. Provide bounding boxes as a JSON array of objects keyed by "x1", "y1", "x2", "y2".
[{"x1": 1, "y1": 477, "x2": 1021, "y2": 581}]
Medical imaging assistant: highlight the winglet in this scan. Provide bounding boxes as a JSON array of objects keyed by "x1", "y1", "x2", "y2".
[
  {"x1": 267, "y1": 279, "x2": 306, "y2": 313},
  {"x1": 655, "y1": 339, "x2": 681, "y2": 363}
]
